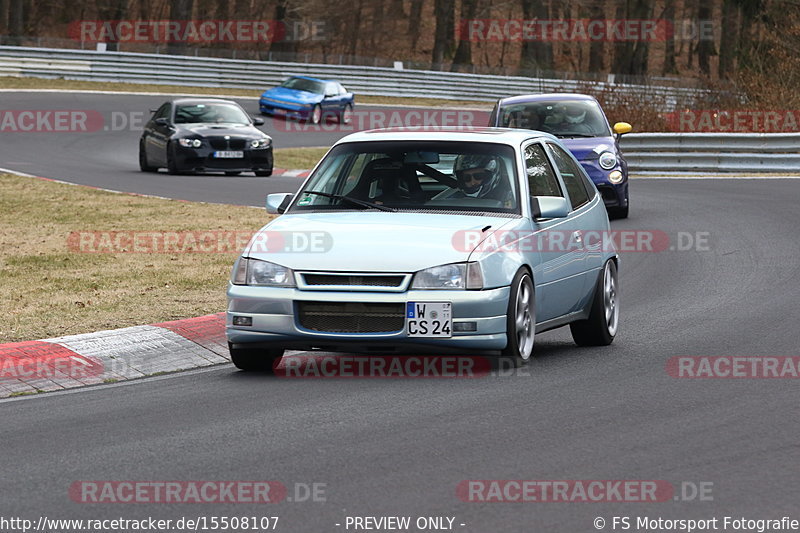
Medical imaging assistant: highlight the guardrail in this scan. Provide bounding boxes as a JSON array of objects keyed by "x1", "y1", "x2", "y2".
[
  {"x1": 0, "y1": 45, "x2": 708, "y2": 111},
  {"x1": 622, "y1": 133, "x2": 800, "y2": 173}
]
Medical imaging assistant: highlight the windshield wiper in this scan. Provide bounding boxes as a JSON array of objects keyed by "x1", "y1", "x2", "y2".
[
  {"x1": 556, "y1": 133, "x2": 596, "y2": 138},
  {"x1": 298, "y1": 190, "x2": 396, "y2": 212}
]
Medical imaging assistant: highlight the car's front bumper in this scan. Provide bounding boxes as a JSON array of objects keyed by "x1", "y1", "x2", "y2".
[
  {"x1": 226, "y1": 284, "x2": 511, "y2": 353},
  {"x1": 173, "y1": 145, "x2": 273, "y2": 173},
  {"x1": 581, "y1": 162, "x2": 628, "y2": 209},
  {"x1": 259, "y1": 99, "x2": 313, "y2": 121}
]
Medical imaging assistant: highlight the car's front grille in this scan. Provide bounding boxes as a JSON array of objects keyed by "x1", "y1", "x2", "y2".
[
  {"x1": 598, "y1": 186, "x2": 618, "y2": 203},
  {"x1": 303, "y1": 274, "x2": 405, "y2": 288},
  {"x1": 209, "y1": 138, "x2": 246, "y2": 150},
  {"x1": 297, "y1": 302, "x2": 405, "y2": 333}
]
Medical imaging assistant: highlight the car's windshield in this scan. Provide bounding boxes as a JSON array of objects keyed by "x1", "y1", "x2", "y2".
[
  {"x1": 498, "y1": 100, "x2": 611, "y2": 138},
  {"x1": 290, "y1": 141, "x2": 520, "y2": 215},
  {"x1": 280, "y1": 77, "x2": 325, "y2": 94},
  {"x1": 174, "y1": 103, "x2": 250, "y2": 125}
]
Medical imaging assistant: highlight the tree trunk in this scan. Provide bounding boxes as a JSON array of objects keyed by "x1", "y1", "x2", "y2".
[
  {"x1": 588, "y1": 0, "x2": 605, "y2": 74},
  {"x1": 409, "y1": 0, "x2": 424, "y2": 51},
  {"x1": 8, "y1": 0, "x2": 22, "y2": 44},
  {"x1": 519, "y1": 0, "x2": 553, "y2": 74},
  {"x1": 166, "y1": 0, "x2": 194, "y2": 55},
  {"x1": 696, "y1": 2, "x2": 716, "y2": 76},
  {"x1": 451, "y1": 0, "x2": 478, "y2": 71},
  {"x1": 432, "y1": 0, "x2": 454, "y2": 70},
  {"x1": 662, "y1": 0, "x2": 677, "y2": 75}
]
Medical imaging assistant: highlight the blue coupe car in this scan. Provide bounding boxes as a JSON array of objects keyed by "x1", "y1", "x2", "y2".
[
  {"x1": 226, "y1": 128, "x2": 619, "y2": 372},
  {"x1": 489, "y1": 94, "x2": 631, "y2": 219},
  {"x1": 259, "y1": 76, "x2": 354, "y2": 125}
]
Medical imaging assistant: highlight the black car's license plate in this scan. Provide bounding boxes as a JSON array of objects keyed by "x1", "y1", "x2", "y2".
[{"x1": 214, "y1": 151, "x2": 244, "y2": 159}]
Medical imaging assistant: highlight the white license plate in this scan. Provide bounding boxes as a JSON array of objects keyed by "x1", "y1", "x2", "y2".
[
  {"x1": 406, "y1": 302, "x2": 452, "y2": 338},
  {"x1": 213, "y1": 151, "x2": 244, "y2": 159},
  {"x1": 273, "y1": 108, "x2": 286, "y2": 115}
]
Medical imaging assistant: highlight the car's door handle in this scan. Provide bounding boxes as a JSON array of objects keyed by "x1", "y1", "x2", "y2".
[{"x1": 572, "y1": 231, "x2": 583, "y2": 244}]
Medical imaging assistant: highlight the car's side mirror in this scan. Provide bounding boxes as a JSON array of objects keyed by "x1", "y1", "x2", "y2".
[
  {"x1": 252, "y1": 117, "x2": 265, "y2": 126},
  {"x1": 531, "y1": 196, "x2": 570, "y2": 220},
  {"x1": 154, "y1": 117, "x2": 169, "y2": 126},
  {"x1": 613, "y1": 122, "x2": 632, "y2": 136},
  {"x1": 266, "y1": 193, "x2": 293, "y2": 214},
  {"x1": 324, "y1": 93, "x2": 337, "y2": 98}
]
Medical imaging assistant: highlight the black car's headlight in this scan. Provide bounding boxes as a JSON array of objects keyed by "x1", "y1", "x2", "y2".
[
  {"x1": 250, "y1": 138, "x2": 272, "y2": 149},
  {"x1": 232, "y1": 257, "x2": 295, "y2": 287},
  {"x1": 179, "y1": 138, "x2": 202, "y2": 148}
]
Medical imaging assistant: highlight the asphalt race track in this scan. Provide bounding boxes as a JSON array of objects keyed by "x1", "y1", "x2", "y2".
[
  {"x1": 2, "y1": 92, "x2": 800, "y2": 531},
  {"x1": 0, "y1": 92, "x2": 486, "y2": 204}
]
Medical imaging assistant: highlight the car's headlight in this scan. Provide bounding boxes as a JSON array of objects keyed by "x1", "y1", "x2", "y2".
[
  {"x1": 250, "y1": 138, "x2": 272, "y2": 149},
  {"x1": 232, "y1": 257, "x2": 295, "y2": 287},
  {"x1": 598, "y1": 151, "x2": 617, "y2": 170},
  {"x1": 179, "y1": 138, "x2": 202, "y2": 148},
  {"x1": 411, "y1": 263, "x2": 483, "y2": 290}
]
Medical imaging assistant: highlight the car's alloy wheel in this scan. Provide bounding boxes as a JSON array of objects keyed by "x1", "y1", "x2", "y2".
[
  {"x1": 309, "y1": 105, "x2": 322, "y2": 125},
  {"x1": 139, "y1": 141, "x2": 156, "y2": 172},
  {"x1": 340, "y1": 104, "x2": 353, "y2": 124},
  {"x1": 501, "y1": 269, "x2": 535, "y2": 367},
  {"x1": 570, "y1": 259, "x2": 619, "y2": 346},
  {"x1": 229, "y1": 343, "x2": 284, "y2": 373}
]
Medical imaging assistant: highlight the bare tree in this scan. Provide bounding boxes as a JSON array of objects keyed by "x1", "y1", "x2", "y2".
[
  {"x1": 432, "y1": 0, "x2": 454, "y2": 69},
  {"x1": 451, "y1": 0, "x2": 479, "y2": 71},
  {"x1": 519, "y1": 0, "x2": 553, "y2": 73}
]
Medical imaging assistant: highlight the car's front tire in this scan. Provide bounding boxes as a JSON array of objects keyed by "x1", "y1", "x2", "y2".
[
  {"x1": 570, "y1": 259, "x2": 619, "y2": 346},
  {"x1": 166, "y1": 143, "x2": 181, "y2": 175},
  {"x1": 229, "y1": 343, "x2": 284, "y2": 373},
  {"x1": 308, "y1": 104, "x2": 322, "y2": 125},
  {"x1": 139, "y1": 141, "x2": 157, "y2": 172},
  {"x1": 340, "y1": 104, "x2": 353, "y2": 124},
  {"x1": 500, "y1": 269, "x2": 535, "y2": 367},
  {"x1": 608, "y1": 205, "x2": 629, "y2": 219},
  {"x1": 255, "y1": 169, "x2": 273, "y2": 177}
]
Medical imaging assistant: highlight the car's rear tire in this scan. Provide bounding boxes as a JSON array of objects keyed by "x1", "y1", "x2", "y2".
[
  {"x1": 229, "y1": 343, "x2": 283, "y2": 373},
  {"x1": 139, "y1": 142, "x2": 157, "y2": 172},
  {"x1": 309, "y1": 104, "x2": 322, "y2": 125},
  {"x1": 255, "y1": 170, "x2": 273, "y2": 177},
  {"x1": 224, "y1": 171, "x2": 241, "y2": 176},
  {"x1": 500, "y1": 269, "x2": 535, "y2": 368},
  {"x1": 609, "y1": 205, "x2": 629, "y2": 219},
  {"x1": 570, "y1": 259, "x2": 619, "y2": 346},
  {"x1": 339, "y1": 104, "x2": 353, "y2": 124}
]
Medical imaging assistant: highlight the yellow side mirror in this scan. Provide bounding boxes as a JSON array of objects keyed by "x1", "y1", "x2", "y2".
[{"x1": 613, "y1": 122, "x2": 632, "y2": 135}]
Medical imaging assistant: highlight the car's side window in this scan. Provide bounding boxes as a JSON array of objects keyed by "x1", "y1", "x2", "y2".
[
  {"x1": 524, "y1": 143, "x2": 562, "y2": 197},
  {"x1": 153, "y1": 104, "x2": 170, "y2": 123},
  {"x1": 336, "y1": 83, "x2": 347, "y2": 95},
  {"x1": 325, "y1": 83, "x2": 338, "y2": 96},
  {"x1": 547, "y1": 143, "x2": 590, "y2": 210}
]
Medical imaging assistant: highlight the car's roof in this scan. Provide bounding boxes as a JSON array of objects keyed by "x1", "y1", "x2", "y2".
[
  {"x1": 286, "y1": 75, "x2": 334, "y2": 84},
  {"x1": 170, "y1": 97, "x2": 240, "y2": 106},
  {"x1": 499, "y1": 93, "x2": 600, "y2": 106},
  {"x1": 334, "y1": 127, "x2": 558, "y2": 145}
]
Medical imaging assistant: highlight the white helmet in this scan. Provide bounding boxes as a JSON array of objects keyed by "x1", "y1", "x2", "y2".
[{"x1": 564, "y1": 104, "x2": 586, "y2": 124}]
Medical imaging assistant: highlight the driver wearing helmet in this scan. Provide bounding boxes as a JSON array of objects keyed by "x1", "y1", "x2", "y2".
[
  {"x1": 453, "y1": 154, "x2": 514, "y2": 208},
  {"x1": 555, "y1": 103, "x2": 593, "y2": 134}
]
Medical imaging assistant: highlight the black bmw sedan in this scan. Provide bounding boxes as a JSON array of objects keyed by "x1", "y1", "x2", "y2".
[{"x1": 139, "y1": 98, "x2": 273, "y2": 176}]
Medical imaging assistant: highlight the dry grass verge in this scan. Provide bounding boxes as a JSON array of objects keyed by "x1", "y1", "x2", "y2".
[{"x1": 0, "y1": 173, "x2": 273, "y2": 342}]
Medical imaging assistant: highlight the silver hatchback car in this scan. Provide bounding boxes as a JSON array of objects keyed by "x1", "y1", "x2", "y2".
[{"x1": 226, "y1": 128, "x2": 619, "y2": 371}]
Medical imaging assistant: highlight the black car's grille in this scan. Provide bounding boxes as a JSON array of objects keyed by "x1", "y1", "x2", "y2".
[
  {"x1": 303, "y1": 274, "x2": 405, "y2": 288},
  {"x1": 209, "y1": 138, "x2": 246, "y2": 150},
  {"x1": 297, "y1": 302, "x2": 405, "y2": 333}
]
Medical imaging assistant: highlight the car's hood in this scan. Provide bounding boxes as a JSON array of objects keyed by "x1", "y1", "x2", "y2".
[
  {"x1": 175, "y1": 123, "x2": 263, "y2": 138},
  {"x1": 560, "y1": 136, "x2": 616, "y2": 160},
  {"x1": 261, "y1": 86, "x2": 321, "y2": 104},
  {"x1": 246, "y1": 212, "x2": 519, "y2": 272}
]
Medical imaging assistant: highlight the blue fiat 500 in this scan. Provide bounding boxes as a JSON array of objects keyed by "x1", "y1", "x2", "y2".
[
  {"x1": 226, "y1": 128, "x2": 620, "y2": 372},
  {"x1": 489, "y1": 94, "x2": 632, "y2": 219}
]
